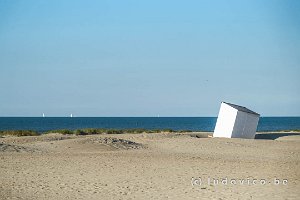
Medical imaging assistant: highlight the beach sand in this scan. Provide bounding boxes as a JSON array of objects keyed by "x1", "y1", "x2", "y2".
[{"x1": 1, "y1": 132, "x2": 299, "y2": 200}]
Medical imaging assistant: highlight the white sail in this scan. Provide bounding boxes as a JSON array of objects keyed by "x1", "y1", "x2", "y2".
[
  {"x1": 42, "y1": 113, "x2": 45, "y2": 117},
  {"x1": 70, "y1": 114, "x2": 73, "y2": 118}
]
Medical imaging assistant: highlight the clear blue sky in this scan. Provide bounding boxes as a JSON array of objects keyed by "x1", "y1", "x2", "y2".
[{"x1": 0, "y1": 0, "x2": 299, "y2": 117}]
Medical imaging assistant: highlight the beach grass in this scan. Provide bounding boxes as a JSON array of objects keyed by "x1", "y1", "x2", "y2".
[
  {"x1": 0, "y1": 130, "x2": 39, "y2": 137},
  {"x1": 45, "y1": 129, "x2": 74, "y2": 135},
  {"x1": 1, "y1": 128, "x2": 299, "y2": 137},
  {"x1": 280, "y1": 129, "x2": 300, "y2": 132},
  {"x1": 46, "y1": 128, "x2": 180, "y2": 135},
  {"x1": 0, "y1": 128, "x2": 194, "y2": 137}
]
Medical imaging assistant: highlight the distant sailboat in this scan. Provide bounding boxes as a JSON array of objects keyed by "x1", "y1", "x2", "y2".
[
  {"x1": 42, "y1": 113, "x2": 45, "y2": 117},
  {"x1": 70, "y1": 113, "x2": 73, "y2": 118}
]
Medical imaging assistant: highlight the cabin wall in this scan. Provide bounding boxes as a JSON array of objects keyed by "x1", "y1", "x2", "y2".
[
  {"x1": 231, "y1": 111, "x2": 259, "y2": 139},
  {"x1": 213, "y1": 103, "x2": 237, "y2": 138}
]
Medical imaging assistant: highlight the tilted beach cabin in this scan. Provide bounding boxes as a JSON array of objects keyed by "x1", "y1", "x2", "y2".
[{"x1": 213, "y1": 102, "x2": 260, "y2": 139}]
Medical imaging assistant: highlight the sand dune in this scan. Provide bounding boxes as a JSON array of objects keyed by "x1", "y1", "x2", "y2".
[{"x1": 1, "y1": 132, "x2": 299, "y2": 199}]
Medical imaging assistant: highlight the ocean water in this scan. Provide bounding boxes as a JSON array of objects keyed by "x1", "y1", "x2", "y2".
[{"x1": 0, "y1": 117, "x2": 299, "y2": 133}]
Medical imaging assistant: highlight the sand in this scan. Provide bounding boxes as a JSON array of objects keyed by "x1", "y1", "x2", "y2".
[{"x1": 1, "y1": 132, "x2": 299, "y2": 200}]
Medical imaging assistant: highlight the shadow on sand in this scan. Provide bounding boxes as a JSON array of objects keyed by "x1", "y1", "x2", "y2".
[{"x1": 255, "y1": 133, "x2": 300, "y2": 140}]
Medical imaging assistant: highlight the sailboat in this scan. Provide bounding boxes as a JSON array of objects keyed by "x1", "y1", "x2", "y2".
[
  {"x1": 42, "y1": 113, "x2": 45, "y2": 117},
  {"x1": 70, "y1": 114, "x2": 73, "y2": 118}
]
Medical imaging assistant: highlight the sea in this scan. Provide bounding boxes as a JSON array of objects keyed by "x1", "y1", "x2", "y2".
[{"x1": 0, "y1": 117, "x2": 300, "y2": 133}]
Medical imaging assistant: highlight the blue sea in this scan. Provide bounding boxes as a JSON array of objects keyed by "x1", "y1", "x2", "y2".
[{"x1": 0, "y1": 117, "x2": 299, "y2": 133}]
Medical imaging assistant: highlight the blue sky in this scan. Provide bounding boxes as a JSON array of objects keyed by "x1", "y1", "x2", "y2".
[{"x1": 0, "y1": 0, "x2": 299, "y2": 117}]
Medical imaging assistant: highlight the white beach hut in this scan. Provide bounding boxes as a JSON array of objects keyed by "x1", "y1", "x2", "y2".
[{"x1": 213, "y1": 102, "x2": 260, "y2": 139}]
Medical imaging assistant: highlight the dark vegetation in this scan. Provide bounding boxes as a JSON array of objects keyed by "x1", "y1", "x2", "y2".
[
  {"x1": 0, "y1": 128, "x2": 193, "y2": 136},
  {"x1": 45, "y1": 128, "x2": 193, "y2": 135},
  {"x1": 0, "y1": 130, "x2": 39, "y2": 137},
  {"x1": 281, "y1": 129, "x2": 300, "y2": 132}
]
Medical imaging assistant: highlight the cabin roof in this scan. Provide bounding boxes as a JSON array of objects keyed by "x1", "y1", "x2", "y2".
[{"x1": 223, "y1": 102, "x2": 260, "y2": 116}]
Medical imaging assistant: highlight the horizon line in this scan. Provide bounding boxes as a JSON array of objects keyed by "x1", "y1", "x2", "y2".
[{"x1": 0, "y1": 116, "x2": 300, "y2": 118}]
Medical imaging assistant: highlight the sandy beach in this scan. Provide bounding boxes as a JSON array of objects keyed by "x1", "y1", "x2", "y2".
[{"x1": 1, "y1": 132, "x2": 299, "y2": 200}]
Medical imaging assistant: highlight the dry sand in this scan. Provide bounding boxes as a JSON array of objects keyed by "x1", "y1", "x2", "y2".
[{"x1": 1, "y1": 132, "x2": 299, "y2": 200}]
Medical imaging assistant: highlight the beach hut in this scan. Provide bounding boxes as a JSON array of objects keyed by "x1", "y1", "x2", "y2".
[{"x1": 213, "y1": 102, "x2": 260, "y2": 139}]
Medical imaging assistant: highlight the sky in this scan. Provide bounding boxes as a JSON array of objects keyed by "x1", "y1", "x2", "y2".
[{"x1": 0, "y1": 0, "x2": 299, "y2": 117}]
